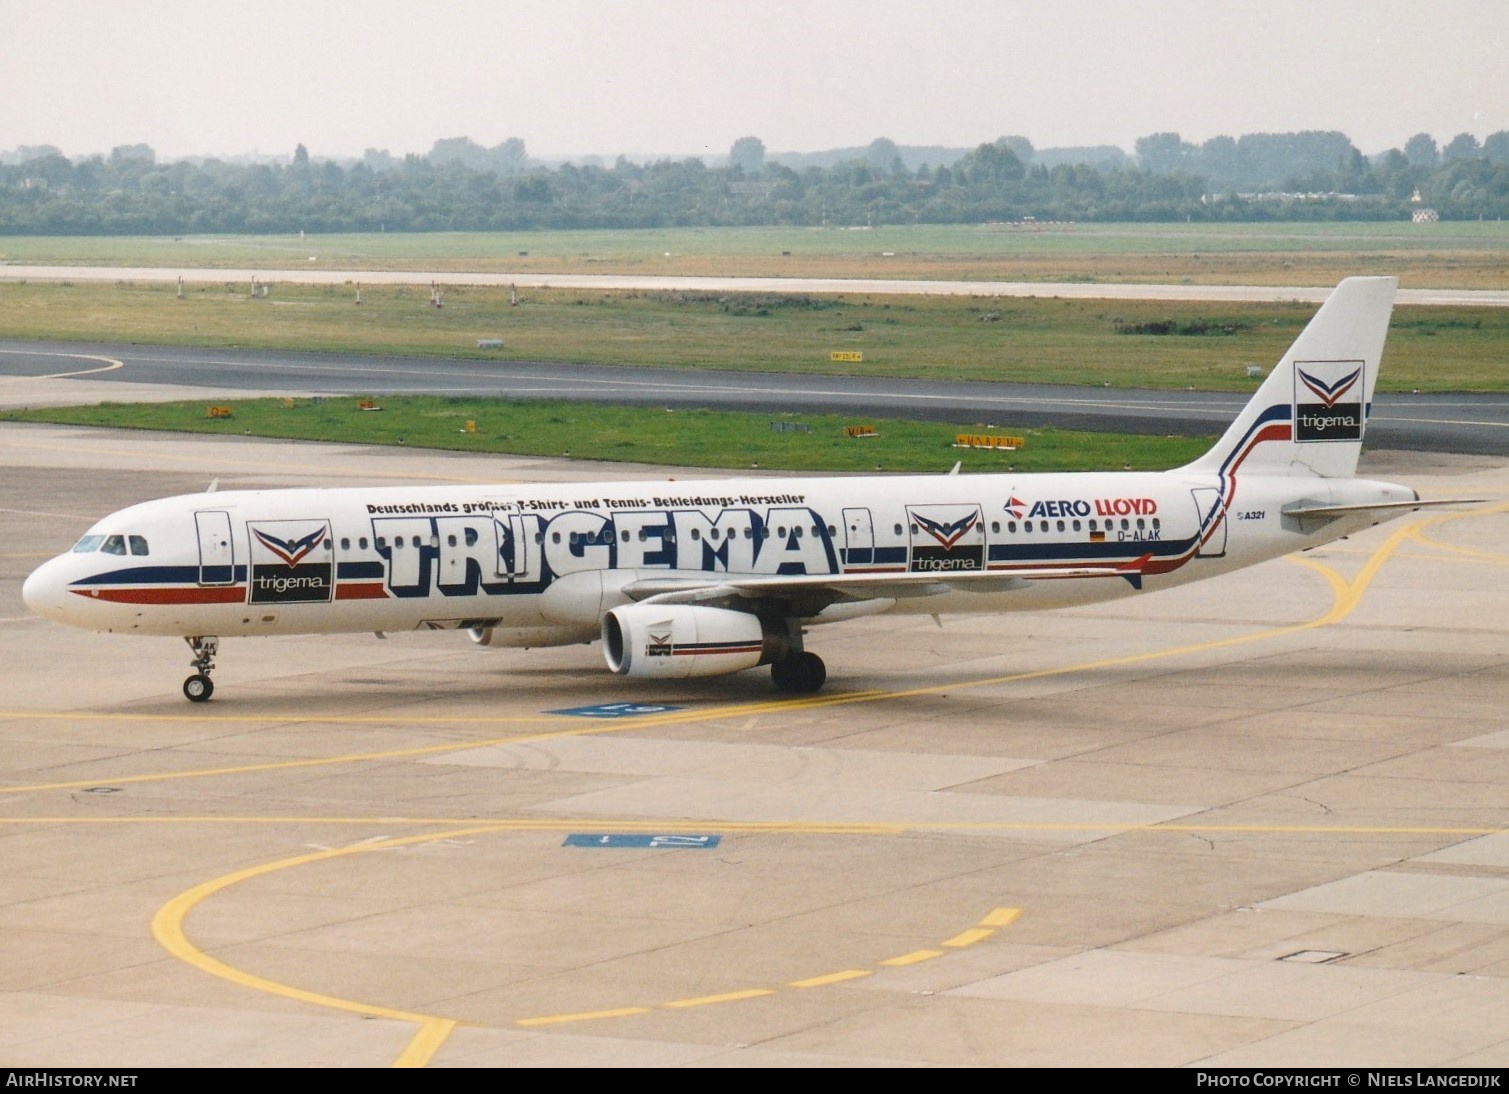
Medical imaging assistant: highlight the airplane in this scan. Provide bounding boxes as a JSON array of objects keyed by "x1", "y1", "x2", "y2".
[{"x1": 23, "y1": 276, "x2": 1433, "y2": 703}]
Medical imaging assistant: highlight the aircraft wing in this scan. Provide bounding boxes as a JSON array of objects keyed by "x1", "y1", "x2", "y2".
[{"x1": 623, "y1": 563, "x2": 1141, "y2": 613}]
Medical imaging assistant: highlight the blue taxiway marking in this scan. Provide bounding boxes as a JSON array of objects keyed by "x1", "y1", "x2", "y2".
[
  {"x1": 564, "y1": 834, "x2": 721, "y2": 849},
  {"x1": 548, "y1": 702, "x2": 682, "y2": 718}
]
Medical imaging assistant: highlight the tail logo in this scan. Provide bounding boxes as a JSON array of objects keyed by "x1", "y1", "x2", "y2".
[{"x1": 1294, "y1": 360, "x2": 1364, "y2": 442}]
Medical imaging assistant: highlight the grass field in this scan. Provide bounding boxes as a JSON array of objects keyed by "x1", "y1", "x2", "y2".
[
  {"x1": 2, "y1": 279, "x2": 1505, "y2": 392},
  {"x1": 0, "y1": 397, "x2": 1214, "y2": 473},
  {"x1": 2, "y1": 221, "x2": 1508, "y2": 287},
  {"x1": 3, "y1": 223, "x2": 1504, "y2": 467}
]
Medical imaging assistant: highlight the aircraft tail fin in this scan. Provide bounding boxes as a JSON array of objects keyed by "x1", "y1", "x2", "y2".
[{"x1": 1180, "y1": 276, "x2": 1396, "y2": 480}]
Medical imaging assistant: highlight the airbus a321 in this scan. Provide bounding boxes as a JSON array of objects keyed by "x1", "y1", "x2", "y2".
[{"x1": 24, "y1": 277, "x2": 1430, "y2": 702}]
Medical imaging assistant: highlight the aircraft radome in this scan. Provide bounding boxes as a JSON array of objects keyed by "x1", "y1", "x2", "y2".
[{"x1": 24, "y1": 277, "x2": 1435, "y2": 702}]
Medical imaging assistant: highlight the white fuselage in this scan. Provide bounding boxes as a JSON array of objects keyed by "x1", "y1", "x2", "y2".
[{"x1": 22, "y1": 468, "x2": 1415, "y2": 642}]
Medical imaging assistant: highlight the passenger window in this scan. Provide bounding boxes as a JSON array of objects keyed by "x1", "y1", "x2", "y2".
[
  {"x1": 464, "y1": 528, "x2": 478, "y2": 546},
  {"x1": 1136, "y1": 518, "x2": 1145, "y2": 530},
  {"x1": 1023, "y1": 522, "x2": 1033, "y2": 534},
  {"x1": 448, "y1": 534, "x2": 458, "y2": 547},
  {"x1": 894, "y1": 524, "x2": 903, "y2": 536},
  {"x1": 1152, "y1": 518, "x2": 1161, "y2": 531},
  {"x1": 1056, "y1": 520, "x2": 1065, "y2": 532},
  {"x1": 128, "y1": 535, "x2": 149, "y2": 556},
  {"x1": 1007, "y1": 521, "x2": 1017, "y2": 533},
  {"x1": 690, "y1": 529, "x2": 701, "y2": 541},
  {"x1": 991, "y1": 521, "x2": 1000, "y2": 534},
  {"x1": 1039, "y1": 521, "x2": 1048, "y2": 532},
  {"x1": 102, "y1": 535, "x2": 126, "y2": 555},
  {"x1": 340, "y1": 537, "x2": 350, "y2": 550},
  {"x1": 359, "y1": 537, "x2": 369, "y2": 550},
  {"x1": 376, "y1": 536, "x2": 387, "y2": 549},
  {"x1": 1072, "y1": 520, "x2": 1081, "y2": 532}
]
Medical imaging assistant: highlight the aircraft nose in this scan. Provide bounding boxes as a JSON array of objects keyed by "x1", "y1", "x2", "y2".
[{"x1": 22, "y1": 557, "x2": 70, "y2": 622}]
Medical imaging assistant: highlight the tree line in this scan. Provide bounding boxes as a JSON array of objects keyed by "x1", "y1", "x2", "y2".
[{"x1": 3, "y1": 129, "x2": 1508, "y2": 235}]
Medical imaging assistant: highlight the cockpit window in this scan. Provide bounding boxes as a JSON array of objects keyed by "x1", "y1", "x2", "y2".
[
  {"x1": 129, "y1": 535, "x2": 149, "y2": 556},
  {"x1": 71, "y1": 535, "x2": 105, "y2": 554},
  {"x1": 101, "y1": 535, "x2": 127, "y2": 555}
]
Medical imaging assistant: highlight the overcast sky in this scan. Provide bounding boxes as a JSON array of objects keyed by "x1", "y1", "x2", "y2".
[{"x1": 4, "y1": 0, "x2": 1505, "y2": 163}]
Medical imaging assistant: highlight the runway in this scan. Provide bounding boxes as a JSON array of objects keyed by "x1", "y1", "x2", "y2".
[
  {"x1": 3, "y1": 263, "x2": 1508, "y2": 308},
  {"x1": 2, "y1": 416, "x2": 1507, "y2": 1067},
  {"x1": 5, "y1": 338, "x2": 1509, "y2": 455}
]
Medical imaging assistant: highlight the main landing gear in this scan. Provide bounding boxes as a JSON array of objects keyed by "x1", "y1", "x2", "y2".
[
  {"x1": 183, "y1": 636, "x2": 218, "y2": 702},
  {"x1": 771, "y1": 650, "x2": 826, "y2": 695}
]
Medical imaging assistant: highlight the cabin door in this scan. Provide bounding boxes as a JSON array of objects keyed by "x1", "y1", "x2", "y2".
[
  {"x1": 194, "y1": 511, "x2": 235, "y2": 585},
  {"x1": 1190, "y1": 489, "x2": 1228, "y2": 558},
  {"x1": 842, "y1": 507, "x2": 874, "y2": 568}
]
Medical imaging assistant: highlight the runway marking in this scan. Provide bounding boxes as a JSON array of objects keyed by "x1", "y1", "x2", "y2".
[
  {"x1": 0, "y1": 349, "x2": 124, "y2": 381},
  {"x1": 664, "y1": 988, "x2": 777, "y2": 1008},
  {"x1": 789, "y1": 970, "x2": 870, "y2": 988},
  {"x1": 515, "y1": 1007, "x2": 650, "y2": 1027},
  {"x1": 881, "y1": 950, "x2": 943, "y2": 967},
  {"x1": 392, "y1": 1019, "x2": 459, "y2": 1069},
  {"x1": 150, "y1": 827, "x2": 514, "y2": 1067},
  {"x1": 147, "y1": 818, "x2": 1023, "y2": 1060},
  {"x1": 1404, "y1": 499, "x2": 1509, "y2": 564},
  {"x1": 515, "y1": 904, "x2": 1023, "y2": 1028},
  {"x1": 943, "y1": 928, "x2": 994, "y2": 948}
]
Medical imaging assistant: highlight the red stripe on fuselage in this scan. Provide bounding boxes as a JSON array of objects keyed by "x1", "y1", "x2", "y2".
[
  {"x1": 335, "y1": 582, "x2": 390, "y2": 600},
  {"x1": 72, "y1": 586, "x2": 246, "y2": 605}
]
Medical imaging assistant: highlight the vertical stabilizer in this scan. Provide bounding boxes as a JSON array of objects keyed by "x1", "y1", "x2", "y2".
[{"x1": 1181, "y1": 276, "x2": 1396, "y2": 479}]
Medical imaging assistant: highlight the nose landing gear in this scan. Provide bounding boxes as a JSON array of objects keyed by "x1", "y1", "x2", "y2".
[{"x1": 183, "y1": 636, "x2": 219, "y2": 702}]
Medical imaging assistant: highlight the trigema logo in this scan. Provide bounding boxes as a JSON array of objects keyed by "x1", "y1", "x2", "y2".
[
  {"x1": 1293, "y1": 359, "x2": 1364, "y2": 442},
  {"x1": 249, "y1": 520, "x2": 334, "y2": 603},
  {"x1": 906, "y1": 504, "x2": 984, "y2": 572}
]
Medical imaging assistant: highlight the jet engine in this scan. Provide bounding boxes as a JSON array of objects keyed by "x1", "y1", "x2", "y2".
[{"x1": 602, "y1": 603, "x2": 790, "y2": 679}]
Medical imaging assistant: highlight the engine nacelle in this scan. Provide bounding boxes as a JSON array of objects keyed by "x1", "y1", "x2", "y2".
[
  {"x1": 468, "y1": 623, "x2": 596, "y2": 649},
  {"x1": 602, "y1": 604, "x2": 789, "y2": 679}
]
